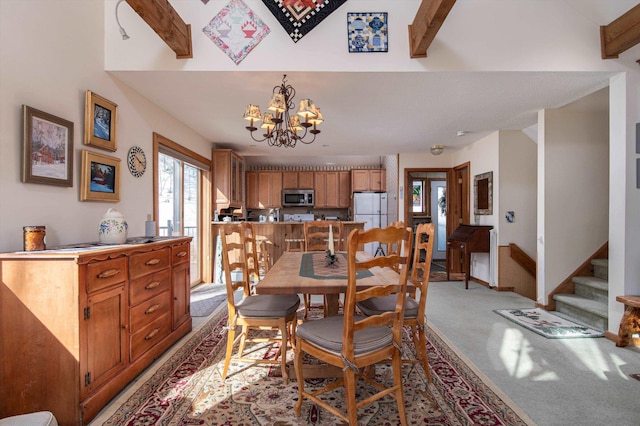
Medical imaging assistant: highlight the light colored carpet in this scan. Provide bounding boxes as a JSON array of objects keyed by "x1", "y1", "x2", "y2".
[{"x1": 427, "y1": 281, "x2": 640, "y2": 426}]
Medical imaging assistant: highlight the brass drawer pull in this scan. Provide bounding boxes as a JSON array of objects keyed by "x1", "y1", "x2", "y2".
[
  {"x1": 145, "y1": 281, "x2": 160, "y2": 290},
  {"x1": 145, "y1": 304, "x2": 160, "y2": 315},
  {"x1": 176, "y1": 251, "x2": 187, "y2": 258},
  {"x1": 97, "y1": 269, "x2": 120, "y2": 279},
  {"x1": 145, "y1": 328, "x2": 160, "y2": 340},
  {"x1": 145, "y1": 258, "x2": 161, "y2": 266}
]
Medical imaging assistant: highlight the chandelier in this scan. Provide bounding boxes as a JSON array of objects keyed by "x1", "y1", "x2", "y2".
[{"x1": 243, "y1": 75, "x2": 323, "y2": 148}]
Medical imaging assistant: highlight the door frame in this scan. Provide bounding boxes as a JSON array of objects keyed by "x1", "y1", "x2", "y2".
[{"x1": 403, "y1": 164, "x2": 470, "y2": 274}]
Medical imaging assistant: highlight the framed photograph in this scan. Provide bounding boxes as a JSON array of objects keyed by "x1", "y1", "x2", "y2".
[
  {"x1": 347, "y1": 12, "x2": 388, "y2": 53},
  {"x1": 84, "y1": 90, "x2": 117, "y2": 151},
  {"x1": 80, "y1": 149, "x2": 121, "y2": 202},
  {"x1": 22, "y1": 105, "x2": 74, "y2": 187}
]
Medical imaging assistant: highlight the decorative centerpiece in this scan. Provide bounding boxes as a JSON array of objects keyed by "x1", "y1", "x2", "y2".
[
  {"x1": 325, "y1": 224, "x2": 338, "y2": 267},
  {"x1": 98, "y1": 208, "x2": 128, "y2": 244}
]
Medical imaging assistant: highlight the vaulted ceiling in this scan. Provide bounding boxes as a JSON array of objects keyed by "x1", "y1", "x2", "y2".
[{"x1": 112, "y1": 1, "x2": 640, "y2": 161}]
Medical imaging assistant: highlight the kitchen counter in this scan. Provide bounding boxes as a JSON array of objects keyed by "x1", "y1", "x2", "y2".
[{"x1": 211, "y1": 221, "x2": 366, "y2": 283}]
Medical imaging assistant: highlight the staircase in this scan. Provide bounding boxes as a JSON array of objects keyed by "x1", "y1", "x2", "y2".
[{"x1": 553, "y1": 259, "x2": 608, "y2": 331}]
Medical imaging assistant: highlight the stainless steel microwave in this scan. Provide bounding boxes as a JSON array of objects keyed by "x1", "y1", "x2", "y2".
[{"x1": 282, "y1": 189, "x2": 314, "y2": 207}]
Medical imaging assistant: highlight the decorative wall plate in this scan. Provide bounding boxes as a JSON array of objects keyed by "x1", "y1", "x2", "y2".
[{"x1": 127, "y1": 146, "x2": 146, "y2": 177}]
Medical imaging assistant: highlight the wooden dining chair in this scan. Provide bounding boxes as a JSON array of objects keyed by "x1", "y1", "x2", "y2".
[
  {"x1": 302, "y1": 220, "x2": 344, "y2": 318},
  {"x1": 294, "y1": 226, "x2": 413, "y2": 425},
  {"x1": 387, "y1": 221, "x2": 405, "y2": 271},
  {"x1": 356, "y1": 222, "x2": 435, "y2": 381},
  {"x1": 219, "y1": 224, "x2": 300, "y2": 383}
]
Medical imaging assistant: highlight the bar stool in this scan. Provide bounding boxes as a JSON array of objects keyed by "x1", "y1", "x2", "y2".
[{"x1": 285, "y1": 238, "x2": 305, "y2": 252}]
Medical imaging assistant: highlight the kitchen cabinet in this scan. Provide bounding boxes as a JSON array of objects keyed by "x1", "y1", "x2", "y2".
[
  {"x1": 246, "y1": 171, "x2": 282, "y2": 209},
  {"x1": 282, "y1": 171, "x2": 314, "y2": 189},
  {"x1": 351, "y1": 169, "x2": 386, "y2": 192},
  {"x1": 0, "y1": 237, "x2": 192, "y2": 425},
  {"x1": 212, "y1": 149, "x2": 243, "y2": 211},
  {"x1": 314, "y1": 171, "x2": 351, "y2": 208}
]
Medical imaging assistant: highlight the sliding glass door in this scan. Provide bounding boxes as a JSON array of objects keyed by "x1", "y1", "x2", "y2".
[{"x1": 154, "y1": 133, "x2": 211, "y2": 286}]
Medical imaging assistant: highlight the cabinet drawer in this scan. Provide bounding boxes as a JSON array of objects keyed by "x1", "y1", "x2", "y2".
[
  {"x1": 130, "y1": 269, "x2": 171, "y2": 306},
  {"x1": 172, "y1": 243, "x2": 190, "y2": 265},
  {"x1": 130, "y1": 313, "x2": 171, "y2": 361},
  {"x1": 86, "y1": 258, "x2": 127, "y2": 294},
  {"x1": 130, "y1": 290, "x2": 170, "y2": 333},
  {"x1": 130, "y1": 248, "x2": 171, "y2": 280}
]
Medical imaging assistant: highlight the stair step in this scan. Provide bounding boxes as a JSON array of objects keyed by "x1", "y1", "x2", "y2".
[
  {"x1": 572, "y1": 276, "x2": 608, "y2": 304},
  {"x1": 553, "y1": 294, "x2": 608, "y2": 331},
  {"x1": 591, "y1": 258, "x2": 608, "y2": 280}
]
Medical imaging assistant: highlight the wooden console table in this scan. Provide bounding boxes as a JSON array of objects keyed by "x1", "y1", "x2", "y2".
[
  {"x1": 615, "y1": 295, "x2": 640, "y2": 347},
  {"x1": 446, "y1": 225, "x2": 493, "y2": 289}
]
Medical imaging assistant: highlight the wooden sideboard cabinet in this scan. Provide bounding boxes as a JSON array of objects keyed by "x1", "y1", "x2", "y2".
[{"x1": 0, "y1": 237, "x2": 192, "y2": 425}]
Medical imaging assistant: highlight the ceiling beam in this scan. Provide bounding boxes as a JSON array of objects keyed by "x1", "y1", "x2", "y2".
[
  {"x1": 125, "y1": 0, "x2": 192, "y2": 59},
  {"x1": 408, "y1": 0, "x2": 456, "y2": 59},
  {"x1": 600, "y1": 3, "x2": 640, "y2": 59}
]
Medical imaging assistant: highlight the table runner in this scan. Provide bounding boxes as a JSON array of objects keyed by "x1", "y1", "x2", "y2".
[{"x1": 299, "y1": 252, "x2": 373, "y2": 279}]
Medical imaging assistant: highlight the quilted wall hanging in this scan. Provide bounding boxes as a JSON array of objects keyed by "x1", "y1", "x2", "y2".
[
  {"x1": 262, "y1": 0, "x2": 347, "y2": 43},
  {"x1": 347, "y1": 12, "x2": 388, "y2": 52},
  {"x1": 202, "y1": 0, "x2": 270, "y2": 65}
]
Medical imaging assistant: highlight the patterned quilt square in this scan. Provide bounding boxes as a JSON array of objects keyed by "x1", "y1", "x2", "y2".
[
  {"x1": 262, "y1": 0, "x2": 347, "y2": 43},
  {"x1": 202, "y1": 0, "x2": 270, "y2": 65},
  {"x1": 348, "y1": 12, "x2": 388, "y2": 52}
]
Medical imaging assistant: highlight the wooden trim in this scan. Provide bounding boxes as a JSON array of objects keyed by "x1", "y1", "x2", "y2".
[
  {"x1": 408, "y1": 0, "x2": 457, "y2": 58},
  {"x1": 545, "y1": 242, "x2": 608, "y2": 311},
  {"x1": 126, "y1": 0, "x2": 192, "y2": 59},
  {"x1": 469, "y1": 276, "x2": 490, "y2": 288},
  {"x1": 605, "y1": 330, "x2": 622, "y2": 345},
  {"x1": 600, "y1": 3, "x2": 640, "y2": 59},
  {"x1": 509, "y1": 243, "x2": 536, "y2": 278}
]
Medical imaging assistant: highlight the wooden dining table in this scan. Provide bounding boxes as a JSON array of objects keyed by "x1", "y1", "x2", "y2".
[{"x1": 255, "y1": 251, "x2": 410, "y2": 316}]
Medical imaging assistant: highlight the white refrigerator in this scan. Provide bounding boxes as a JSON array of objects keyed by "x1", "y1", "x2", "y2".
[{"x1": 353, "y1": 192, "x2": 388, "y2": 256}]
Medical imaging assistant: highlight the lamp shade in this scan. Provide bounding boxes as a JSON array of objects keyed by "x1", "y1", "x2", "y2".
[
  {"x1": 261, "y1": 113, "x2": 275, "y2": 130},
  {"x1": 297, "y1": 99, "x2": 318, "y2": 120},
  {"x1": 288, "y1": 116, "x2": 303, "y2": 132},
  {"x1": 243, "y1": 104, "x2": 262, "y2": 122},
  {"x1": 308, "y1": 107, "x2": 323, "y2": 126},
  {"x1": 267, "y1": 93, "x2": 286, "y2": 113}
]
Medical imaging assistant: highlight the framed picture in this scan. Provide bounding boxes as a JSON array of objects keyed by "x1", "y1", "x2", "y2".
[
  {"x1": 22, "y1": 105, "x2": 74, "y2": 187},
  {"x1": 80, "y1": 149, "x2": 121, "y2": 202},
  {"x1": 347, "y1": 12, "x2": 388, "y2": 53},
  {"x1": 84, "y1": 90, "x2": 117, "y2": 151},
  {"x1": 474, "y1": 171, "x2": 493, "y2": 215}
]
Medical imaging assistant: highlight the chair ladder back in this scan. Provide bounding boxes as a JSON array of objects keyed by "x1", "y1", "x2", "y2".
[
  {"x1": 411, "y1": 223, "x2": 435, "y2": 317},
  {"x1": 343, "y1": 226, "x2": 412, "y2": 357}
]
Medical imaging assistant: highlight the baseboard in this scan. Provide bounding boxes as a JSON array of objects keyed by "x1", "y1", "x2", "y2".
[
  {"x1": 605, "y1": 330, "x2": 620, "y2": 345},
  {"x1": 470, "y1": 276, "x2": 490, "y2": 288},
  {"x1": 494, "y1": 286, "x2": 515, "y2": 292}
]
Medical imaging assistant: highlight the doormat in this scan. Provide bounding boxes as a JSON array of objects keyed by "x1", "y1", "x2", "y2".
[{"x1": 494, "y1": 308, "x2": 605, "y2": 339}]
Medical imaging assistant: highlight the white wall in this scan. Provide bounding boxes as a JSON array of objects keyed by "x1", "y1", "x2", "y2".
[
  {"x1": 499, "y1": 131, "x2": 537, "y2": 257},
  {"x1": 453, "y1": 132, "x2": 500, "y2": 282},
  {"x1": 105, "y1": 0, "x2": 635, "y2": 74},
  {"x1": 0, "y1": 0, "x2": 211, "y2": 252},
  {"x1": 538, "y1": 91, "x2": 610, "y2": 305},
  {"x1": 608, "y1": 70, "x2": 640, "y2": 333}
]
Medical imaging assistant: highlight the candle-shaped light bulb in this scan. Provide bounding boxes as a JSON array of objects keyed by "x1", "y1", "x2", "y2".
[{"x1": 328, "y1": 224, "x2": 335, "y2": 255}]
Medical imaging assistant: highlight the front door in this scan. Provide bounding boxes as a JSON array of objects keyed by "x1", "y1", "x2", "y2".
[{"x1": 430, "y1": 180, "x2": 447, "y2": 260}]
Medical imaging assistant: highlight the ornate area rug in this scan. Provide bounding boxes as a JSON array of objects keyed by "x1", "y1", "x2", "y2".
[
  {"x1": 93, "y1": 306, "x2": 534, "y2": 425},
  {"x1": 495, "y1": 308, "x2": 605, "y2": 338}
]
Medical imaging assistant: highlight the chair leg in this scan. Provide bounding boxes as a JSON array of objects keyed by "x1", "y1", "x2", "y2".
[
  {"x1": 416, "y1": 325, "x2": 432, "y2": 382},
  {"x1": 238, "y1": 324, "x2": 249, "y2": 356},
  {"x1": 392, "y1": 350, "x2": 408, "y2": 426},
  {"x1": 279, "y1": 320, "x2": 289, "y2": 384},
  {"x1": 222, "y1": 326, "x2": 236, "y2": 380},
  {"x1": 344, "y1": 368, "x2": 358, "y2": 425},
  {"x1": 293, "y1": 338, "x2": 305, "y2": 417},
  {"x1": 303, "y1": 294, "x2": 311, "y2": 320}
]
